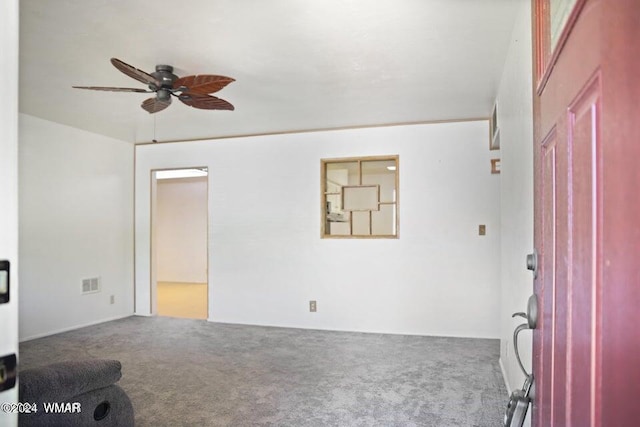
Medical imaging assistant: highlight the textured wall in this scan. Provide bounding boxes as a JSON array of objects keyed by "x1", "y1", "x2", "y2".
[
  {"x1": 19, "y1": 114, "x2": 134, "y2": 341},
  {"x1": 495, "y1": 1, "x2": 535, "y2": 399},
  {"x1": 136, "y1": 120, "x2": 501, "y2": 338},
  {"x1": 156, "y1": 177, "x2": 208, "y2": 283}
]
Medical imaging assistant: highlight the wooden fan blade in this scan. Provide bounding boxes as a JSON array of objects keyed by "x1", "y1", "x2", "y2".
[
  {"x1": 73, "y1": 86, "x2": 150, "y2": 93},
  {"x1": 111, "y1": 58, "x2": 160, "y2": 87},
  {"x1": 179, "y1": 94, "x2": 234, "y2": 111},
  {"x1": 141, "y1": 97, "x2": 171, "y2": 114},
  {"x1": 173, "y1": 75, "x2": 235, "y2": 95}
]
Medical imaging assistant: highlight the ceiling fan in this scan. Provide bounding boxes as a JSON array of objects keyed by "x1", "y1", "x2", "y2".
[{"x1": 73, "y1": 58, "x2": 235, "y2": 114}]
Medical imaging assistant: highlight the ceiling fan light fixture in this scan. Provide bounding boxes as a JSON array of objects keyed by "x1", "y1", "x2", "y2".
[{"x1": 156, "y1": 89, "x2": 171, "y2": 101}]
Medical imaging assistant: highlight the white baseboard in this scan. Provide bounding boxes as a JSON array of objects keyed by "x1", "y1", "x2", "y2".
[
  {"x1": 19, "y1": 314, "x2": 133, "y2": 342},
  {"x1": 206, "y1": 318, "x2": 500, "y2": 340},
  {"x1": 499, "y1": 356, "x2": 512, "y2": 395},
  {"x1": 133, "y1": 311, "x2": 153, "y2": 317}
]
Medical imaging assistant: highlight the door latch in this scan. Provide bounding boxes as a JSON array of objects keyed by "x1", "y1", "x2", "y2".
[{"x1": 526, "y1": 251, "x2": 538, "y2": 278}]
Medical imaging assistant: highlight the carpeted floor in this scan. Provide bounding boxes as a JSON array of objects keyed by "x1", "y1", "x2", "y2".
[{"x1": 19, "y1": 316, "x2": 506, "y2": 426}]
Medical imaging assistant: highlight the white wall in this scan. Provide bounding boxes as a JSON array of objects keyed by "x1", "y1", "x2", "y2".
[
  {"x1": 19, "y1": 114, "x2": 134, "y2": 341},
  {"x1": 0, "y1": 0, "x2": 20, "y2": 424},
  {"x1": 496, "y1": 1, "x2": 535, "y2": 397},
  {"x1": 156, "y1": 177, "x2": 208, "y2": 283},
  {"x1": 136, "y1": 121, "x2": 502, "y2": 338}
]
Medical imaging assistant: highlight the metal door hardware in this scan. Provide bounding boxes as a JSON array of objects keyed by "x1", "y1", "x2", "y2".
[
  {"x1": 526, "y1": 251, "x2": 538, "y2": 278},
  {"x1": 526, "y1": 295, "x2": 538, "y2": 329},
  {"x1": 504, "y1": 374, "x2": 533, "y2": 427},
  {"x1": 504, "y1": 294, "x2": 538, "y2": 427},
  {"x1": 512, "y1": 323, "x2": 532, "y2": 380},
  {"x1": 0, "y1": 260, "x2": 9, "y2": 304},
  {"x1": 0, "y1": 354, "x2": 17, "y2": 391},
  {"x1": 512, "y1": 295, "x2": 538, "y2": 329},
  {"x1": 511, "y1": 294, "x2": 537, "y2": 376}
]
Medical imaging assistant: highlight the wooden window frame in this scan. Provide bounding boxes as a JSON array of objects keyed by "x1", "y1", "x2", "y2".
[
  {"x1": 321, "y1": 155, "x2": 399, "y2": 239},
  {"x1": 534, "y1": 0, "x2": 588, "y2": 94}
]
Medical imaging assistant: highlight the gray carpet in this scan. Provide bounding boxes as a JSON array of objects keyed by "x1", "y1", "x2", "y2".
[{"x1": 19, "y1": 316, "x2": 506, "y2": 426}]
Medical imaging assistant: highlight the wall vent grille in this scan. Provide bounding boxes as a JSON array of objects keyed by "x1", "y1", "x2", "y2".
[{"x1": 82, "y1": 277, "x2": 101, "y2": 294}]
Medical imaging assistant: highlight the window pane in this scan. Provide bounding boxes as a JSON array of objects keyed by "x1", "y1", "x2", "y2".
[
  {"x1": 372, "y1": 204, "x2": 395, "y2": 235},
  {"x1": 362, "y1": 160, "x2": 396, "y2": 203},
  {"x1": 352, "y1": 211, "x2": 371, "y2": 235},
  {"x1": 550, "y1": 0, "x2": 578, "y2": 50},
  {"x1": 326, "y1": 194, "x2": 342, "y2": 214},
  {"x1": 326, "y1": 162, "x2": 359, "y2": 187},
  {"x1": 343, "y1": 186, "x2": 379, "y2": 211},
  {"x1": 329, "y1": 220, "x2": 350, "y2": 235}
]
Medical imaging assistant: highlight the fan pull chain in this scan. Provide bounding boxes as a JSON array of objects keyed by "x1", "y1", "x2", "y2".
[{"x1": 152, "y1": 114, "x2": 158, "y2": 143}]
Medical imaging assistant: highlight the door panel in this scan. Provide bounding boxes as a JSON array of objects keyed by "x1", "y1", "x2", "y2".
[
  {"x1": 533, "y1": 0, "x2": 640, "y2": 425},
  {"x1": 599, "y1": 2, "x2": 640, "y2": 424},
  {"x1": 539, "y1": 129, "x2": 557, "y2": 427},
  {"x1": 566, "y1": 75, "x2": 602, "y2": 424}
]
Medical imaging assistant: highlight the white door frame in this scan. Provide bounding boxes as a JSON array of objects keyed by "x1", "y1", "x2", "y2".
[
  {"x1": 0, "y1": 0, "x2": 20, "y2": 424},
  {"x1": 149, "y1": 167, "x2": 209, "y2": 318}
]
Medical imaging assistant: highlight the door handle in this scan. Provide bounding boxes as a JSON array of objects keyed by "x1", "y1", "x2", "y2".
[
  {"x1": 511, "y1": 295, "x2": 537, "y2": 378},
  {"x1": 505, "y1": 322, "x2": 534, "y2": 427},
  {"x1": 505, "y1": 294, "x2": 537, "y2": 427},
  {"x1": 512, "y1": 294, "x2": 538, "y2": 329},
  {"x1": 512, "y1": 323, "x2": 532, "y2": 380}
]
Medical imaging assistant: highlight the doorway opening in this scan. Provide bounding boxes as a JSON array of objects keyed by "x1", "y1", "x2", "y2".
[{"x1": 150, "y1": 167, "x2": 208, "y2": 319}]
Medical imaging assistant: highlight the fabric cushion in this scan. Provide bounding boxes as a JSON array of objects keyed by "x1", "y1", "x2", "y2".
[{"x1": 19, "y1": 359, "x2": 123, "y2": 403}]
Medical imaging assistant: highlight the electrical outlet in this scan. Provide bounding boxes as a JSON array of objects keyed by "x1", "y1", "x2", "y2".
[
  {"x1": 110, "y1": 295, "x2": 115, "y2": 304},
  {"x1": 479, "y1": 224, "x2": 486, "y2": 235},
  {"x1": 309, "y1": 300, "x2": 317, "y2": 312}
]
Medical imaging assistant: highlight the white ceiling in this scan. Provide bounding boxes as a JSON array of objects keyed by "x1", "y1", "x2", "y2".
[{"x1": 19, "y1": 0, "x2": 519, "y2": 144}]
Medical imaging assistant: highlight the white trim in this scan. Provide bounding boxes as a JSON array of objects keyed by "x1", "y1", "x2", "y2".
[
  {"x1": 19, "y1": 314, "x2": 132, "y2": 342},
  {"x1": 499, "y1": 356, "x2": 512, "y2": 395},
  {"x1": 206, "y1": 318, "x2": 501, "y2": 340},
  {"x1": 134, "y1": 312, "x2": 153, "y2": 317}
]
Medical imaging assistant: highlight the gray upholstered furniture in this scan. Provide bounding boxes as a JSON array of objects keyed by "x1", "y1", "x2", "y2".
[{"x1": 19, "y1": 359, "x2": 134, "y2": 426}]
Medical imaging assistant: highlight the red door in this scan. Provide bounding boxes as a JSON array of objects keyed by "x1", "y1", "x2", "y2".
[{"x1": 532, "y1": 0, "x2": 640, "y2": 425}]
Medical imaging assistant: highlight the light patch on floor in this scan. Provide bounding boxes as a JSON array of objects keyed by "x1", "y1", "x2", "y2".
[{"x1": 157, "y1": 282, "x2": 207, "y2": 319}]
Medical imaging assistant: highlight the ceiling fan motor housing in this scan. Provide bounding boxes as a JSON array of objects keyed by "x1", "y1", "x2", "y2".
[{"x1": 150, "y1": 64, "x2": 178, "y2": 90}]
